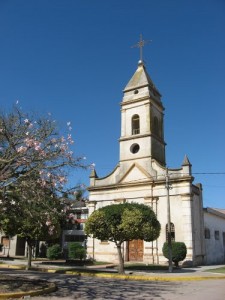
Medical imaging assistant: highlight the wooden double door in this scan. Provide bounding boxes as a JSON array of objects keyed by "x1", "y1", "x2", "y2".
[{"x1": 128, "y1": 239, "x2": 143, "y2": 261}]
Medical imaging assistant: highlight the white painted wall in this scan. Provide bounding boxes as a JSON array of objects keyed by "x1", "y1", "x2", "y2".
[{"x1": 204, "y1": 209, "x2": 225, "y2": 264}]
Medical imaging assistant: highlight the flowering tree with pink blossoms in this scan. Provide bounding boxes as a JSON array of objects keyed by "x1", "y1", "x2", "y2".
[{"x1": 0, "y1": 105, "x2": 89, "y2": 268}]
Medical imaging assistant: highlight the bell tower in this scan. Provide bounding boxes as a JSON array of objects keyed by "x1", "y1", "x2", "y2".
[{"x1": 119, "y1": 59, "x2": 166, "y2": 167}]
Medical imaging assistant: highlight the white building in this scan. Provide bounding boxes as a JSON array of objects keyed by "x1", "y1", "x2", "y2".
[
  {"x1": 203, "y1": 208, "x2": 225, "y2": 264},
  {"x1": 62, "y1": 200, "x2": 88, "y2": 257},
  {"x1": 0, "y1": 235, "x2": 26, "y2": 258},
  {"x1": 87, "y1": 59, "x2": 225, "y2": 266}
]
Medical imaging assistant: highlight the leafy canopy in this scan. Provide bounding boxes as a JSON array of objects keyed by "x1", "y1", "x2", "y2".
[
  {"x1": 0, "y1": 105, "x2": 89, "y2": 240},
  {"x1": 0, "y1": 106, "x2": 87, "y2": 192},
  {"x1": 85, "y1": 202, "x2": 161, "y2": 246}
]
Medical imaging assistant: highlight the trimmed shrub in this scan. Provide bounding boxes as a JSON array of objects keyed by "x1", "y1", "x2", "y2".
[
  {"x1": 162, "y1": 241, "x2": 187, "y2": 267},
  {"x1": 68, "y1": 242, "x2": 86, "y2": 260},
  {"x1": 46, "y1": 244, "x2": 61, "y2": 260}
]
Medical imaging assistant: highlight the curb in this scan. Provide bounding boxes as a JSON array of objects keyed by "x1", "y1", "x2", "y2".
[
  {"x1": 0, "y1": 264, "x2": 26, "y2": 270},
  {"x1": 0, "y1": 282, "x2": 57, "y2": 299},
  {"x1": 29, "y1": 265, "x2": 225, "y2": 282},
  {"x1": 0, "y1": 264, "x2": 57, "y2": 299},
  {"x1": 1, "y1": 264, "x2": 225, "y2": 282},
  {"x1": 58, "y1": 270, "x2": 225, "y2": 282}
]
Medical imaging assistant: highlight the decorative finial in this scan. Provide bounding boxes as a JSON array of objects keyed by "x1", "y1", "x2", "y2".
[
  {"x1": 182, "y1": 155, "x2": 192, "y2": 166},
  {"x1": 131, "y1": 34, "x2": 151, "y2": 62}
]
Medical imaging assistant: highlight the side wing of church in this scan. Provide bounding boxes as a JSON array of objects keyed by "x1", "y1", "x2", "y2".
[{"x1": 87, "y1": 59, "x2": 224, "y2": 266}]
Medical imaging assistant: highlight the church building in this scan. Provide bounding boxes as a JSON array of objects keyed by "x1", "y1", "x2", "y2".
[{"x1": 87, "y1": 46, "x2": 225, "y2": 266}]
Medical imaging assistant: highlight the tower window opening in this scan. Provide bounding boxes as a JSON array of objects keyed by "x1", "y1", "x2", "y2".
[
  {"x1": 132, "y1": 114, "x2": 140, "y2": 135},
  {"x1": 166, "y1": 223, "x2": 175, "y2": 242},
  {"x1": 130, "y1": 143, "x2": 140, "y2": 154},
  {"x1": 153, "y1": 116, "x2": 159, "y2": 136}
]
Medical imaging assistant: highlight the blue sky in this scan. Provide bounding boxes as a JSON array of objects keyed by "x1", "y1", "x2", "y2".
[{"x1": 0, "y1": 0, "x2": 224, "y2": 208}]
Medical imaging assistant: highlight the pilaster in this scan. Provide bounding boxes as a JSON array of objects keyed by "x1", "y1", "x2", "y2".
[
  {"x1": 181, "y1": 193, "x2": 194, "y2": 263},
  {"x1": 86, "y1": 201, "x2": 97, "y2": 260},
  {"x1": 144, "y1": 196, "x2": 159, "y2": 264}
]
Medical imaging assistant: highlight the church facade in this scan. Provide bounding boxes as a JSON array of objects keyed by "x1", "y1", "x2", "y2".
[{"x1": 87, "y1": 59, "x2": 225, "y2": 266}]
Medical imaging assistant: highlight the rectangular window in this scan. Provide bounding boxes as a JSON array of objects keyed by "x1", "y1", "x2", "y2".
[
  {"x1": 81, "y1": 213, "x2": 88, "y2": 219},
  {"x1": 215, "y1": 230, "x2": 220, "y2": 240},
  {"x1": 65, "y1": 235, "x2": 85, "y2": 243},
  {"x1": 76, "y1": 223, "x2": 84, "y2": 230},
  {"x1": 205, "y1": 228, "x2": 210, "y2": 239},
  {"x1": 100, "y1": 240, "x2": 109, "y2": 244},
  {"x1": 76, "y1": 213, "x2": 81, "y2": 219}
]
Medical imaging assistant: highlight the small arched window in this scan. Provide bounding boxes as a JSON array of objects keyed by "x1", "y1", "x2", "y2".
[
  {"x1": 132, "y1": 114, "x2": 140, "y2": 135},
  {"x1": 166, "y1": 223, "x2": 175, "y2": 242}
]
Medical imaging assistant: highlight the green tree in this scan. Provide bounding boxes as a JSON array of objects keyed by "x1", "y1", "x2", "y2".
[
  {"x1": 162, "y1": 241, "x2": 187, "y2": 267},
  {"x1": 0, "y1": 178, "x2": 65, "y2": 268},
  {"x1": 85, "y1": 203, "x2": 161, "y2": 274}
]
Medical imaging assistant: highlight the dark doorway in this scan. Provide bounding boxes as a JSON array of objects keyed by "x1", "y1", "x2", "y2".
[{"x1": 16, "y1": 236, "x2": 26, "y2": 256}]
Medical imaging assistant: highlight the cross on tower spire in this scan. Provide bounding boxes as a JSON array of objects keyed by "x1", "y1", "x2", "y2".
[{"x1": 131, "y1": 34, "x2": 151, "y2": 62}]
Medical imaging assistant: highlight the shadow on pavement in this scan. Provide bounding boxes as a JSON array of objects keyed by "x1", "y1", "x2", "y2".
[{"x1": 34, "y1": 273, "x2": 182, "y2": 299}]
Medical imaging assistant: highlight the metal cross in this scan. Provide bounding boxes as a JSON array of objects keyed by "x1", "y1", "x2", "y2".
[{"x1": 131, "y1": 34, "x2": 151, "y2": 61}]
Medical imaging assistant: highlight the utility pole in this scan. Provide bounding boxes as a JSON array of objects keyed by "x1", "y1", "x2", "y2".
[{"x1": 165, "y1": 168, "x2": 173, "y2": 273}]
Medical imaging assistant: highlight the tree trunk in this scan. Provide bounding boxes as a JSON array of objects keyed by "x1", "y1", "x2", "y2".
[
  {"x1": 116, "y1": 244, "x2": 124, "y2": 274},
  {"x1": 27, "y1": 240, "x2": 32, "y2": 270}
]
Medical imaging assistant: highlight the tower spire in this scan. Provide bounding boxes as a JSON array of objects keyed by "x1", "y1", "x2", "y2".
[{"x1": 131, "y1": 34, "x2": 151, "y2": 62}]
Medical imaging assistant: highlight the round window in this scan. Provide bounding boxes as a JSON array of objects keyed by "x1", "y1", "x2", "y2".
[{"x1": 130, "y1": 143, "x2": 140, "y2": 154}]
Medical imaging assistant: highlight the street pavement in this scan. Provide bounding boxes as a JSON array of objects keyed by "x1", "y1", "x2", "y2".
[{"x1": 0, "y1": 258, "x2": 225, "y2": 299}]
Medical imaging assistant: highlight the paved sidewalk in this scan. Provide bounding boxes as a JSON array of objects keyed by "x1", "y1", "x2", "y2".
[
  {"x1": 1, "y1": 258, "x2": 225, "y2": 280},
  {"x1": 132, "y1": 265, "x2": 225, "y2": 279}
]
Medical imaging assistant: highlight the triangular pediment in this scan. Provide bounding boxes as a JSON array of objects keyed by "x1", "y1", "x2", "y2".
[{"x1": 119, "y1": 163, "x2": 153, "y2": 184}]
